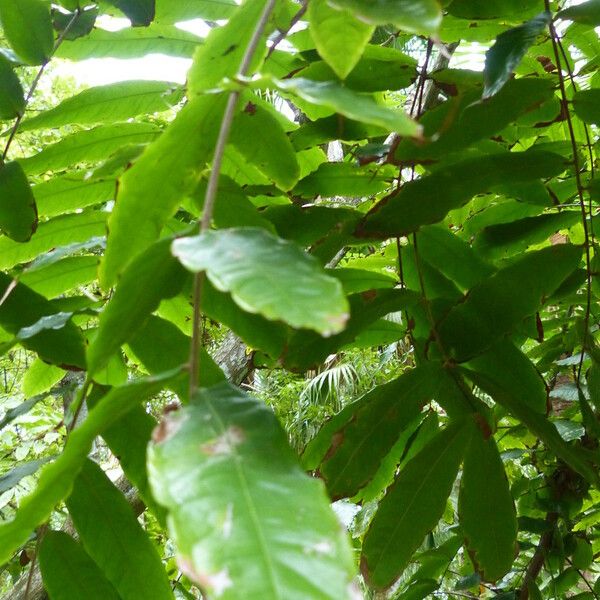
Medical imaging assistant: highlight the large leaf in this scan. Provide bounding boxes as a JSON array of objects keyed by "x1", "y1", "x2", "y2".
[
  {"x1": 573, "y1": 89, "x2": 600, "y2": 124},
  {"x1": 483, "y1": 13, "x2": 550, "y2": 98},
  {"x1": 88, "y1": 237, "x2": 188, "y2": 376},
  {"x1": 155, "y1": 0, "x2": 237, "y2": 22},
  {"x1": 0, "y1": 55, "x2": 24, "y2": 119},
  {"x1": 0, "y1": 370, "x2": 178, "y2": 565},
  {"x1": 39, "y1": 531, "x2": 120, "y2": 600},
  {"x1": 316, "y1": 364, "x2": 444, "y2": 499},
  {"x1": 308, "y1": 0, "x2": 374, "y2": 79},
  {"x1": 172, "y1": 228, "x2": 349, "y2": 336},
  {"x1": 56, "y1": 23, "x2": 202, "y2": 59},
  {"x1": 67, "y1": 459, "x2": 173, "y2": 600},
  {"x1": 558, "y1": 0, "x2": 600, "y2": 27},
  {"x1": 0, "y1": 161, "x2": 37, "y2": 242},
  {"x1": 0, "y1": 273, "x2": 86, "y2": 369},
  {"x1": 438, "y1": 244, "x2": 582, "y2": 361},
  {"x1": 105, "y1": 0, "x2": 155, "y2": 26},
  {"x1": 358, "y1": 151, "x2": 566, "y2": 238},
  {"x1": 19, "y1": 81, "x2": 183, "y2": 131},
  {"x1": 361, "y1": 418, "x2": 473, "y2": 589},
  {"x1": 100, "y1": 93, "x2": 224, "y2": 287},
  {"x1": 459, "y1": 430, "x2": 517, "y2": 582},
  {"x1": 19, "y1": 123, "x2": 161, "y2": 175},
  {"x1": 0, "y1": 0, "x2": 53, "y2": 65},
  {"x1": 448, "y1": 0, "x2": 541, "y2": 19},
  {"x1": 328, "y1": 0, "x2": 442, "y2": 35},
  {"x1": 147, "y1": 382, "x2": 357, "y2": 599}
]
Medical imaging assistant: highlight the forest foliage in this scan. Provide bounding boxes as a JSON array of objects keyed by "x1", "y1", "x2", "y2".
[{"x1": 0, "y1": 0, "x2": 600, "y2": 598}]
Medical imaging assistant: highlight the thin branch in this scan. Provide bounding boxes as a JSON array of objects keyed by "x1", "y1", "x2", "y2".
[
  {"x1": 188, "y1": 0, "x2": 278, "y2": 396},
  {"x1": 2, "y1": 9, "x2": 81, "y2": 162},
  {"x1": 266, "y1": 0, "x2": 307, "y2": 60},
  {"x1": 546, "y1": 7, "x2": 593, "y2": 386}
]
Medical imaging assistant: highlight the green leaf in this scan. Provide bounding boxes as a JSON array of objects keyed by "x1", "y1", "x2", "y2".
[
  {"x1": 187, "y1": 0, "x2": 274, "y2": 94},
  {"x1": 308, "y1": 0, "x2": 374, "y2": 79},
  {"x1": 172, "y1": 228, "x2": 349, "y2": 336},
  {"x1": 448, "y1": 0, "x2": 541, "y2": 19},
  {"x1": 100, "y1": 94, "x2": 224, "y2": 287},
  {"x1": 358, "y1": 151, "x2": 566, "y2": 238},
  {"x1": 0, "y1": 0, "x2": 54, "y2": 65},
  {"x1": 229, "y1": 94, "x2": 300, "y2": 191},
  {"x1": 147, "y1": 382, "x2": 357, "y2": 599},
  {"x1": 0, "y1": 457, "x2": 54, "y2": 494},
  {"x1": 266, "y1": 77, "x2": 421, "y2": 137},
  {"x1": 317, "y1": 364, "x2": 444, "y2": 499},
  {"x1": 483, "y1": 13, "x2": 550, "y2": 98},
  {"x1": 55, "y1": 23, "x2": 202, "y2": 59},
  {"x1": 558, "y1": 0, "x2": 600, "y2": 27},
  {"x1": 0, "y1": 370, "x2": 178, "y2": 565},
  {"x1": 328, "y1": 0, "x2": 442, "y2": 35},
  {"x1": 361, "y1": 418, "x2": 473, "y2": 589},
  {"x1": 0, "y1": 55, "x2": 24, "y2": 119},
  {"x1": 39, "y1": 531, "x2": 120, "y2": 600},
  {"x1": 155, "y1": 0, "x2": 237, "y2": 22},
  {"x1": 19, "y1": 123, "x2": 161, "y2": 175},
  {"x1": 19, "y1": 81, "x2": 183, "y2": 131},
  {"x1": 0, "y1": 273, "x2": 86, "y2": 369},
  {"x1": 33, "y1": 175, "x2": 115, "y2": 218},
  {"x1": 53, "y1": 6, "x2": 98, "y2": 41},
  {"x1": 459, "y1": 430, "x2": 517, "y2": 582},
  {"x1": 438, "y1": 244, "x2": 582, "y2": 361},
  {"x1": 573, "y1": 89, "x2": 600, "y2": 124},
  {"x1": 0, "y1": 161, "x2": 38, "y2": 242},
  {"x1": 0, "y1": 211, "x2": 106, "y2": 270},
  {"x1": 464, "y1": 369, "x2": 600, "y2": 487},
  {"x1": 105, "y1": 0, "x2": 155, "y2": 26},
  {"x1": 67, "y1": 459, "x2": 173, "y2": 600},
  {"x1": 22, "y1": 358, "x2": 65, "y2": 397},
  {"x1": 88, "y1": 237, "x2": 188, "y2": 377}
]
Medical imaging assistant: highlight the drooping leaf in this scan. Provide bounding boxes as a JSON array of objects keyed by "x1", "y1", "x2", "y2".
[
  {"x1": 438, "y1": 244, "x2": 582, "y2": 361},
  {"x1": 39, "y1": 531, "x2": 120, "y2": 600},
  {"x1": 88, "y1": 237, "x2": 188, "y2": 377},
  {"x1": 105, "y1": 0, "x2": 155, "y2": 26},
  {"x1": 328, "y1": 0, "x2": 442, "y2": 35},
  {"x1": 67, "y1": 459, "x2": 173, "y2": 600},
  {"x1": 19, "y1": 81, "x2": 183, "y2": 131},
  {"x1": 147, "y1": 382, "x2": 357, "y2": 599},
  {"x1": 361, "y1": 418, "x2": 473, "y2": 589},
  {"x1": 0, "y1": 370, "x2": 178, "y2": 565},
  {"x1": 459, "y1": 430, "x2": 517, "y2": 582},
  {"x1": 316, "y1": 364, "x2": 444, "y2": 499},
  {"x1": 0, "y1": 273, "x2": 86, "y2": 369},
  {"x1": 483, "y1": 13, "x2": 550, "y2": 98},
  {"x1": 0, "y1": 161, "x2": 38, "y2": 242},
  {"x1": 308, "y1": 0, "x2": 374, "y2": 79},
  {"x1": 0, "y1": 0, "x2": 54, "y2": 65},
  {"x1": 172, "y1": 228, "x2": 349, "y2": 336},
  {"x1": 100, "y1": 94, "x2": 225, "y2": 287},
  {"x1": 19, "y1": 122, "x2": 161, "y2": 175},
  {"x1": 0, "y1": 54, "x2": 24, "y2": 119},
  {"x1": 358, "y1": 151, "x2": 566, "y2": 238},
  {"x1": 573, "y1": 89, "x2": 600, "y2": 124}
]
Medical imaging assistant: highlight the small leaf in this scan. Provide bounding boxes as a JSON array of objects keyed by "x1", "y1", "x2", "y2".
[
  {"x1": 361, "y1": 418, "x2": 473, "y2": 589},
  {"x1": 148, "y1": 382, "x2": 357, "y2": 599},
  {"x1": 459, "y1": 431, "x2": 517, "y2": 582},
  {"x1": 52, "y1": 6, "x2": 98, "y2": 41},
  {"x1": 0, "y1": 457, "x2": 54, "y2": 494},
  {"x1": 0, "y1": 161, "x2": 38, "y2": 242},
  {"x1": 483, "y1": 13, "x2": 550, "y2": 98},
  {"x1": 0, "y1": 54, "x2": 24, "y2": 119},
  {"x1": 39, "y1": 531, "x2": 120, "y2": 600},
  {"x1": 0, "y1": 0, "x2": 54, "y2": 65},
  {"x1": 172, "y1": 228, "x2": 349, "y2": 336},
  {"x1": 0, "y1": 370, "x2": 178, "y2": 565},
  {"x1": 308, "y1": 0, "x2": 374, "y2": 79},
  {"x1": 105, "y1": 0, "x2": 155, "y2": 26},
  {"x1": 67, "y1": 459, "x2": 173, "y2": 600},
  {"x1": 328, "y1": 0, "x2": 442, "y2": 35},
  {"x1": 22, "y1": 358, "x2": 65, "y2": 397}
]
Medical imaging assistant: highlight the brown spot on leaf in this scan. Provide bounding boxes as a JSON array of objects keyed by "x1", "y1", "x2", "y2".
[
  {"x1": 152, "y1": 411, "x2": 186, "y2": 444},
  {"x1": 243, "y1": 101, "x2": 257, "y2": 115},
  {"x1": 200, "y1": 425, "x2": 245, "y2": 455}
]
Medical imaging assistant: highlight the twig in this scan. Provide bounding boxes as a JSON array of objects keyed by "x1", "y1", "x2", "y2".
[
  {"x1": 545, "y1": 7, "x2": 593, "y2": 386},
  {"x1": 2, "y1": 9, "x2": 81, "y2": 162},
  {"x1": 266, "y1": 0, "x2": 307, "y2": 60},
  {"x1": 188, "y1": 0, "x2": 278, "y2": 396}
]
